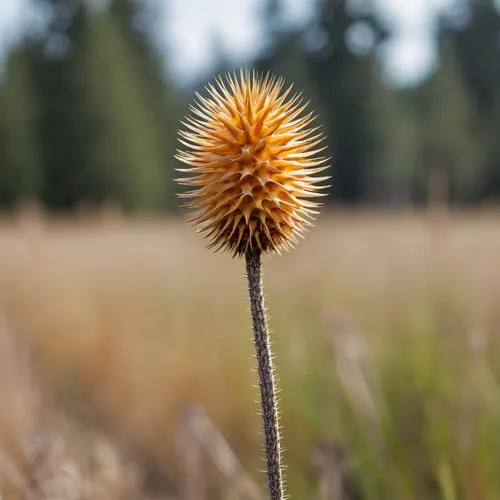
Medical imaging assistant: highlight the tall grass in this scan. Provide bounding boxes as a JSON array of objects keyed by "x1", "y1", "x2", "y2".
[{"x1": 0, "y1": 209, "x2": 499, "y2": 498}]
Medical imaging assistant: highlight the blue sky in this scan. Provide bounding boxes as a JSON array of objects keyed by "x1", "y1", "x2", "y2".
[{"x1": 0, "y1": 0, "x2": 456, "y2": 86}]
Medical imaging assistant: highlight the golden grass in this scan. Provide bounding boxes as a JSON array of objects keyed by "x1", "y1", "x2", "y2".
[{"x1": 0, "y1": 208, "x2": 499, "y2": 498}]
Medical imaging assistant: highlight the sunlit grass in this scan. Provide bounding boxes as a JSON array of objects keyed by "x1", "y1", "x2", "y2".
[{"x1": 0, "y1": 209, "x2": 499, "y2": 498}]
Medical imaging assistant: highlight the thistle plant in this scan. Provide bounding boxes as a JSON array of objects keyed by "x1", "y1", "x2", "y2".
[{"x1": 175, "y1": 70, "x2": 329, "y2": 500}]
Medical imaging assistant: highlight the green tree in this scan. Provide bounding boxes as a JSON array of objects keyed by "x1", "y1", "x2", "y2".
[
  {"x1": 8, "y1": 0, "x2": 184, "y2": 211},
  {"x1": 414, "y1": 43, "x2": 484, "y2": 202},
  {"x1": 438, "y1": 0, "x2": 500, "y2": 199},
  {"x1": 305, "y1": 0, "x2": 400, "y2": 202},
  {"x1": 69, "y1": 2, "x2": 168, "y2": 210},
  {"x1": 35, "y1": 0, "x2": 168, "y2": 210},
  {"x1": 365, "y1": 80, "x2": 419, "y2": 205},
  {"x1": 0, "y1": 47, "x2": 42, "y2": 206},
  {"x1": 27, "y1": 0, "x2": 93, "y2": 210},
  {"x1": 109, "y1": 0, "x2": 184, "y2": 208},
  {"x1": 444, "y1": 0, "x2": 500, "y2": 116}
]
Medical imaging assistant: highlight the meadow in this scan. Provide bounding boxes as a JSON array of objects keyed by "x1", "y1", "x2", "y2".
[{"x1": 0, "y1": 207, "x2": 499, "y2": 499}]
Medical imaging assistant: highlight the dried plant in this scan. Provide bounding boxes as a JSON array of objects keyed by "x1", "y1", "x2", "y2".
[
  {"x1": 311, "y1": 439, "x2": 360, "y2": 500},
  {"x1": 177, "y1": 404, "x2": 263, "y2": 500},
  {"x1": 175, "y1": 69, "x2": 329, "y2": 499}
]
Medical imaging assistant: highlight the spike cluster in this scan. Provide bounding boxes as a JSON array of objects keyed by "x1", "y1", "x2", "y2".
[{"x1": 175, "y1": 70, "x2": 329, "y2": 257}]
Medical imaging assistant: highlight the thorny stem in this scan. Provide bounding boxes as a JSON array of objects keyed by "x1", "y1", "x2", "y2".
[{"x1": 245, "y1": 248, "x2": 284, "y2": 500}]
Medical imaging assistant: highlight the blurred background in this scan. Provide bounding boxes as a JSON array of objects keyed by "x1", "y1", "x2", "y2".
[
  {"x1": 0, "y1": 0, "x2": 500, "y2": 499},
  {"x1": 1, "y1": 0, "x2": 499, "y2": 208}
]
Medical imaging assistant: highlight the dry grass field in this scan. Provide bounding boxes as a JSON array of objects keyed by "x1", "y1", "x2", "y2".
[{"x1": 0, "y1": 207, "x2": 499, "y2": 499}]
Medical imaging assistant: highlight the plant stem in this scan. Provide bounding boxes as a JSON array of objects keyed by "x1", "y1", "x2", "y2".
[{"x1": 245, "y1": 248, "x2": 284, "y2": 500}]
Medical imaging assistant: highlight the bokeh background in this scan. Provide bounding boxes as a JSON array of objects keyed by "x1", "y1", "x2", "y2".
[{"x1": 0, "y1": 0, "x2": 500, "y2": 499}]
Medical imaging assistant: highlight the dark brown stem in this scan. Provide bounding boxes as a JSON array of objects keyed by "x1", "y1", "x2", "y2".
[{"x1": 245, "y1": 248, "x2": 284, "y2": 500}]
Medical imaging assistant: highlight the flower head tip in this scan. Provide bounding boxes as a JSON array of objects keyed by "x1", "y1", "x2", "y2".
[{"x1": 175, "y1": 70, "x2": 330, "y2": 257}]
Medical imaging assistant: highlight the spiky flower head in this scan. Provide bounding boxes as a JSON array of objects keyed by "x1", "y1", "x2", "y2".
[{"x1": 175, "y1": 70, "x2": 329, "y2": 257}]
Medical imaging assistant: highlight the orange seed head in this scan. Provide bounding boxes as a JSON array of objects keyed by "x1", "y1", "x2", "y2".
[{"x1": 175, "y1": 70, "x2": 329, "y2": 257}]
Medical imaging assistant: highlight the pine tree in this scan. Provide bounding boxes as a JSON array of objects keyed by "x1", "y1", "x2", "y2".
[
  {"x1": 21, "y1": 0, "x2": 182, "y2": 210},
  {"x1": 109, "y1": 0, "x2": 184, "y2": 208},
  {"x1": 365, "y1": 79, "x2": 419, "y2": 205},
  {"x1": 437, "y1": 0, "x2": 500, "y2": 199},
  {"x1": 28, "y1": 0, "x2": 95, "y2": 209},
  {"x1": 415, "y1": 43, "x2": 483, "y2": 202},
  {"x1": 0, "y1": 47, "x2": 42, "y2": 206},
  {"x1": 305, "y1": 0, "x2": 394, "y2": 202},
  {"x1": 68, "y1": 2, "x2": 168, "y2": 210}
]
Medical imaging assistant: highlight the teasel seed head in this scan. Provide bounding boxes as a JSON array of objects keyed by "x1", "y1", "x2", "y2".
[{"x1": 175, "y1": 70, "x2": 330, "y2": 257}]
